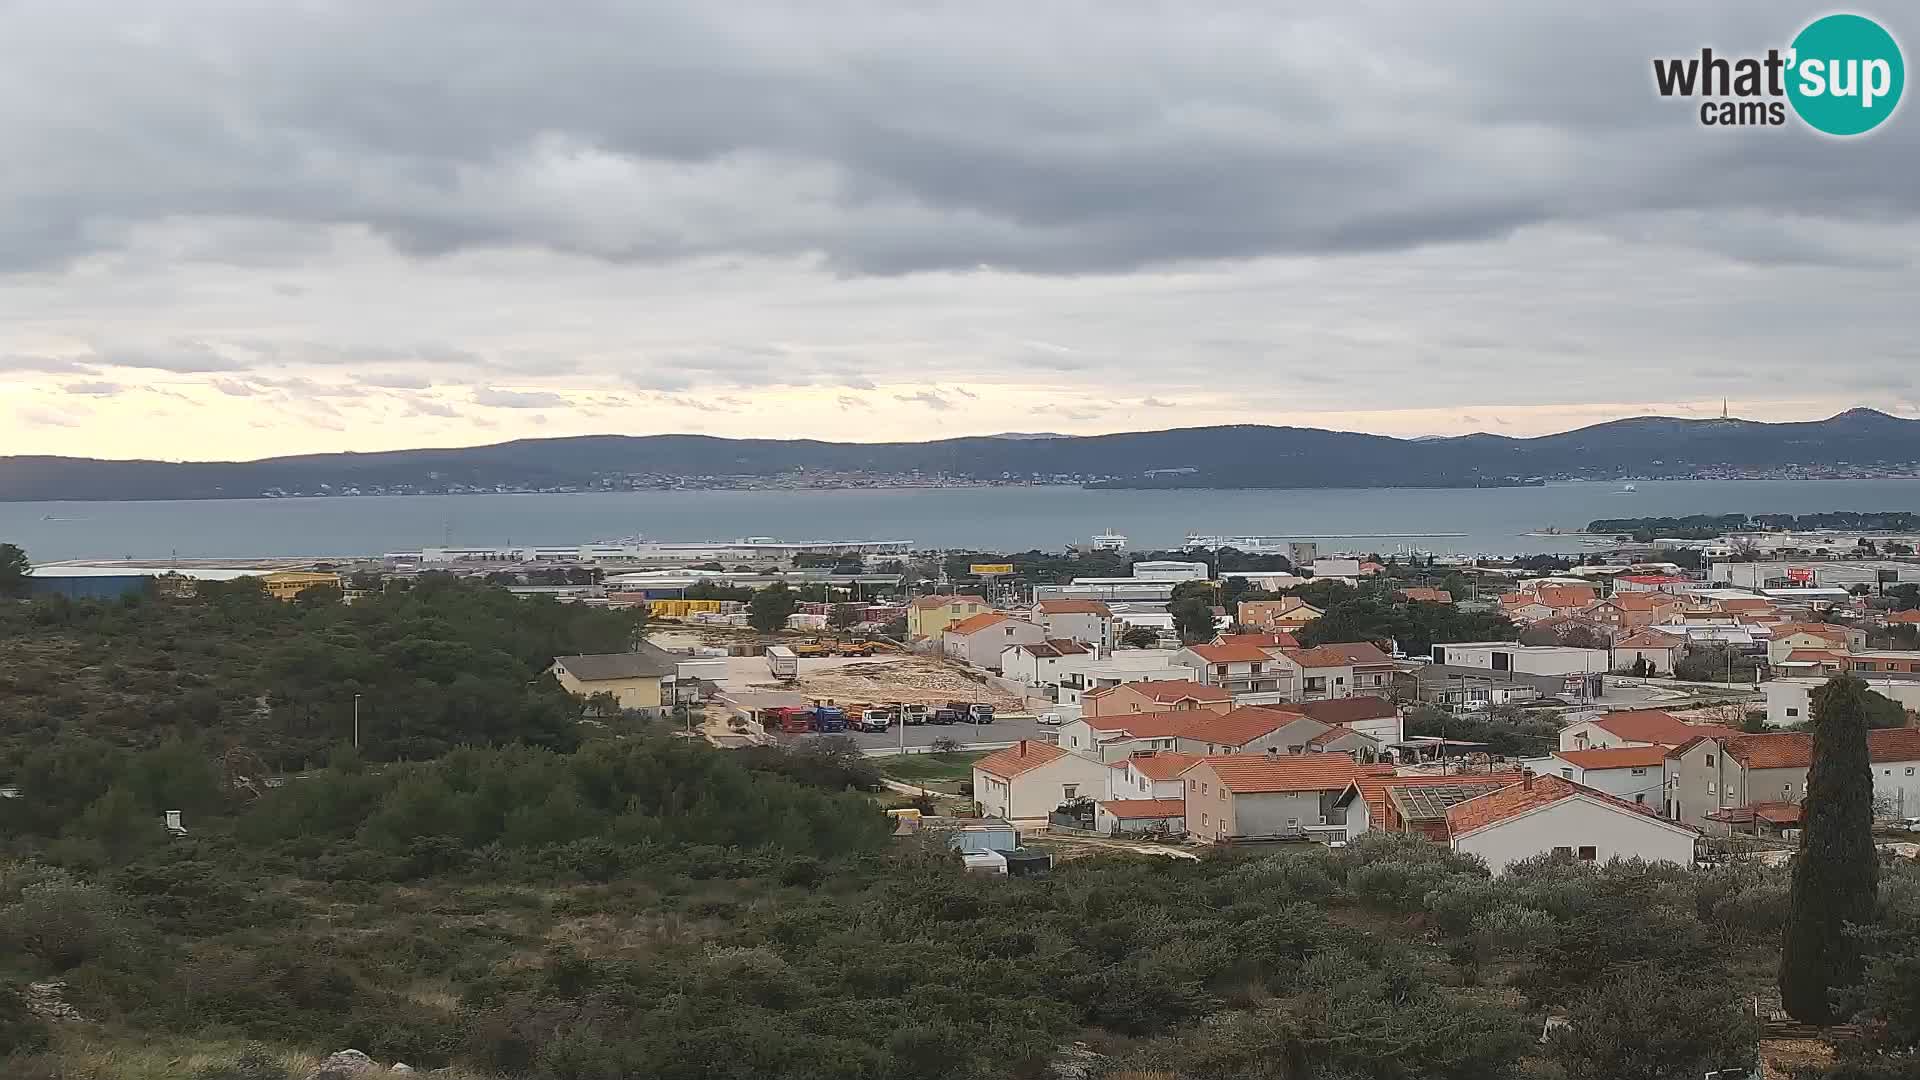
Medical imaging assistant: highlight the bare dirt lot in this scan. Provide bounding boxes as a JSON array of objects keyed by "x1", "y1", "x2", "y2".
[{"x1": 793, "y1": 657, "x2": 1023, "y2": 711}]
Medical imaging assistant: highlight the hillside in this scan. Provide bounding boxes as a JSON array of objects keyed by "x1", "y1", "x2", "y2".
[{"x1": 4, "y1": 408, "x2": 1920, "y2": 499}]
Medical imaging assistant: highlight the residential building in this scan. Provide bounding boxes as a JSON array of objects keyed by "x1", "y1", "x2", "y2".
[
  {"x1": 1429, "y1": 642, "x2": 1611, "y2": 678},
  {"x1": 1180, "y1": 754, "x2": 1379, "y2": 843},
  {"x1": 1558, "y1": 709, "x2": 1737, "y2": 752},
  {"x1": 550, "y1": 644, "x2": 680, "y2": 715},
  {"x1": 1238, "y1": 597, "x2": 1324, "y2": 633},
  {"x1": 1177, "y1": 707, "x2": 1330, "y2": 756},
  {"x1": 261, "y1": 570, "x2": 344, "y2": 602},
  {"x1": 1396, "y1": 587, "x2": 1453, "y2": 604},
  {"x1": 1498, "y1": 597, "x2": 1558, "y2": 623},
  {"x1": 1094, "y1": 798, "x2": 1187, "y2": 836},
  {"x1": 1446, "y1": 774, "x2": 1698, "y2": 874},
  {"x1": 1311, "y1": 557, "x2": 1362, "y2": 578},
  {"x1": 1106, "y1": 751, "x2": 1204, "y2": 800},
  {"x1": 1582, "y1": 592, "x2": 1682, "y2": 632},
  {"x1": 1173, "y1": 643, "x2": 1295, "y2": 704},
  {"x1": 1840, "y1": 650, "x2": 1920, "y2": 675},
  {"x1": 1612, "y1": 574, "x2": 1693, "y2": 594},
  {"x1": 1291, "y1": 695, "x2": 1405, "y2": 744},
  {"x1": 1034, "y1": 579, "x2": 1175, "y2": 603},
  {"x1": 1887, "y1": 610, "x2": 1920, "y2": 626},
  {"x1": 1392, "y1": 663, "x2": 1563, "y2": 708},
  {"x1": 1766, "y1": 623, "x2": 1866, "y2": 664},
  {"x1": 1307, "y1": 725, "x2": 1387, "y2": 761},
  {"x1": 1032, "y1": 599, "x2": 1116, "y2": 650},
  {"x1": 906, "y1": 593, "x2": 989, "y2": 640},
  {"x1": 1274, "y1": 642, "x2": 1397, "y2": 700},
  {"x1": 1611, "y1": 629, "x2": 1686, "y2": 675},
  {"x1": 971, "y1": 740, "x2": 1114, "y2": 819},
  {"x1": 1665, "y1": 728, "x2": 1920, "y2": 828},
  {"x1": 1080, "y1": 679, "x2": 1233, "y2": 719},
  {"x1": 1055, "y1": 653, "x2": 1190, "y2": 706},
  {"x1": 999, "y1": 639, "x2": 1094, "y2": 687},
  {"x1": 1059, "y1": 712, "x2": 1196, "y2": 761},
  {"x1": 942, "y1": 613, "x2": 1045, "y2": 671},
  {"x1": 1765, "y1": 677, "x2": 1920, "y2": 728},
  {"x1": 1523, "y1": 746, "x2": 1667, "y2": 807},
  {"x1": 1335, "y1": 772, "x2": 1523, "y2": 839}
]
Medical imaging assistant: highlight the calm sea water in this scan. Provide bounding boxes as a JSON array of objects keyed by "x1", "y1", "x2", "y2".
[{"x1": 5, "y1": 479, "x2": 1920, "y2": 562}]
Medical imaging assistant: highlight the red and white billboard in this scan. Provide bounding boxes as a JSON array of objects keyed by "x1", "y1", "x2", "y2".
[{"x1": 1786, "y1": 567, "x2": 1814, "y2": 584}]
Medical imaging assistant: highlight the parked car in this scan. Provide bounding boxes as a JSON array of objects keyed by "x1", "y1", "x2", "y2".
[
  {"x1": 930, "y1": 708, "x2": 962, "y2": 725},
  {"x1": 1036, "y1": 712, "x2": 1063, "y2": 726}
]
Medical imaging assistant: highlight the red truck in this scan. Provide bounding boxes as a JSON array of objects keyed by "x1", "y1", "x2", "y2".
[{"x1": 765, "y1": 706, "x2": 813, "y2": 734}]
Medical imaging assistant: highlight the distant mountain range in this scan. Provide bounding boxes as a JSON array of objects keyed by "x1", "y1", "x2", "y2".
[{"x1": 4, "y1": 408, "x2": 1919, "y2": 501}]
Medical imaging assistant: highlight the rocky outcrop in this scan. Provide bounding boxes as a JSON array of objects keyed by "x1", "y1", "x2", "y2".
[
  {"x1": 304, "y1": 1049, "x2": 375, "y2": 1080},
  {"x1": 24, "y1": 982, "x2": 84, "y2": 1023}
]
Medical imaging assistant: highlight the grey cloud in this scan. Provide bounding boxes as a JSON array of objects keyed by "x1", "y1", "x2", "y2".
[
  {"x1": 95, "y1": 340, "x2": 243, "y2": 373},
  {"x1": 473, "y1": 386, "x2": 567, "y2": 408},
  {"x1": 360, "y1": 372, "x2": 434, "y2": 390},
  {"x1": 406, "y1": 397, "x2": 461, "y2": 418},
  {"x1": 211, "y1": 378, "x2": 262, "y2": 396},
  {"x1": 62, "y1": 380, "x2": 124, "y2": 396},
  {"x1": 0, "y1": 3, "x2": 1911, "y2": 277},
  {"x1": 1139, "y1": 397, "x2": 1176, "y2": 408},
  {"x1": 893, "y1": 390, "x2": 952, "y2": 410},
  {"x1": 0, "y1": 355, "x2": 95, "y2": 374},
  {"x1": 17, "y1": 405, "x2": 84, "y2": 427}
]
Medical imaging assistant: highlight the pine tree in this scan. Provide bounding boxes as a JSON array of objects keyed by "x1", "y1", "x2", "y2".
[{"x1": 1779, "y1": 674, "x2": 1881, "y2": 1024}]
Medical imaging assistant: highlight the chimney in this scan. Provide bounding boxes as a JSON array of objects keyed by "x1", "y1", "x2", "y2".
[
  {"x1": 1521, "y1": 769, "x2": 1534, "y2": 791},
  {"x1": 1018, "y1": 740, "x2": 1027, "y2": 757}
]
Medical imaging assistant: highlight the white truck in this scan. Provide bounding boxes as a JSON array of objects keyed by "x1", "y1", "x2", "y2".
[{"x1": 765, "y1": 645, "x2": 799, "y2": 681}]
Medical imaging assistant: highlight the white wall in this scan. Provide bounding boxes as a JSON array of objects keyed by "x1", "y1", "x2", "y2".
[
  {"x1": 1434, "y1": 643, "x2": 1610, "y2": 676},
  {"x1": 1000, "y1": 645, "x2": 1096, "y2": 687},
  {"x1": 1547, "y1": 762, "x2": 1663, "y2": 807},
  {"x1": 1231, "y1": 790, "x2": 1333, "y2": 836},
  {"x1": 972, "y1": 754, "x2": 1112, "y2": 819},
  {"x1": 1873, "y1": 758, "x2": 1920, "y2": 820},
  {"x1": 1038, "y1": 610, "x2": 1114, "y2": 649},
  {"x1": 945, "y1": 619, "x2": 1045, "y2": 670},
  {"x1": 1453, "y1": 795, "x2": 1696, "y2": 875},
  {"x1": 1765, "y1": 681, "x2": 1817, "y2": 728}
]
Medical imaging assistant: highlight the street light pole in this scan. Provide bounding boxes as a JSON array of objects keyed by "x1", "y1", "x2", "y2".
[{"x1": 352, "y1": 693, "x2": 362, "y2": 750}]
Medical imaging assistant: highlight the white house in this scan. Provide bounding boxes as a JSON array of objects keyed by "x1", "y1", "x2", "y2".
[
  {"x1": 1765, "y1": 676, "x2": 1920, "y2": 728},
  {"x1": 942, "y1": 613, "x2": 1046, "y2": 671},
  {"x1": 1519, "y1": 746, "x2": 1668, "y2": 808},
  {"x1": 1180, "y1": 754, "x2": 1373, "y2": 843},
  {"x1": 1272, "y1": 642, "x2": 1397, "y2": 700},
  {"x1": 1032, "y1": 599, "x2": 1116, "y2": 650},
  {"x1": 999, "y1": 639, "x2": 1095, "y2": 687},
  {"x1": 1445, "y1": 774, "x2": 1698, "y2": 875},
  {"x1": 1610, "y1": 629, "x2": 1686, "y2": 675},
  {"x1": 970, "y1": 740, "x2": 1113, "y2": 819},
  {"x1": 1094, "y1": 798, "x2": 1187, "y2": 836},
  {"x1": 1056, "y1": 654, "x2": 1190, "y2": 706},
  {"x1": 1430, "y1": 642, "x2": 1611, "y2": 677},
  {"x1": 1106, "y1": 751, "x2": 1203, "y2": 800},
  {"x1": 1173, "y1": 642, "x2": 1295, "y2": 705},
  {"x1": 1557, "y1": 709, "x2": 1737, "y2": 752},
  {"x1": 1292, "y1": 696, "x2": 1405, "y2": 744}
]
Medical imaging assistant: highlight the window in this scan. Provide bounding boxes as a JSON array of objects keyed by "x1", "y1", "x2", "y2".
[
  {"x1": 1787, "y1": 707, "x2": 1799, "y2": 717},
  {"x1": 1705, "y1": 754, "x2": 1715, "y2": 767},
  {"x1": 1634, "y1": 794, "x2": 1645, "y2": 805},
  {"x1": 1553, "y1": 845, "x2": 1573, "y2": 856},
  {"x1": 1630, "y1": 768, "x2": 1647, "y2": 776},
  {"x1": 1201, "y1": 813, "x2": 1209, "y2": 826},
  {"x1": 1578, "y1": 846, "x2": 1597, "y2": 861},
  {"x1": 1201, "y1": 783, "x2": 1209, "y2": 795},
  {"x1": 1707, "y1": 782, "x2": 1717, "y2": 794},
  {"x1": 1063, "y1": 785, "x2": 1077, "y2": 799},
  {"x1": 1335, "y1": 676, "x2": 1345, "y2": 685},
  {"x1": 1219, "y1": 788, "x2": 1226, "y2": 802},
  {"x1": 1189, "y1": 779, "x2": 1196, "y2": 792},
  {"x1": 1908, "y1": 768, "x2": 1916, "y2": 776},
  {"x1": 1560, "y1": 768, "x2": 1573, "y2": 780}
]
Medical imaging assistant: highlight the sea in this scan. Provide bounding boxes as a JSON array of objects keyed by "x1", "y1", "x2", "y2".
[{"x1": 6, "y1": 478, "x2": 1920, "y2": 563}]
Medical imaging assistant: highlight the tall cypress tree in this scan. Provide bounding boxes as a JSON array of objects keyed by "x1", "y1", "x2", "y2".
[{"x1": 1779, "y1": 674, "x2": 1880, "y2": 1024}]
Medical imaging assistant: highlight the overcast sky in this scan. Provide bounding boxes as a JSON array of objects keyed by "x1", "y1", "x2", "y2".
[{"x1": 3, "y1": 1, "x2": 1918, "y2": 460}]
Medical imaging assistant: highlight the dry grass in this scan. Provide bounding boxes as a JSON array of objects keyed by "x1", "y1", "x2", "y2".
[{"x1": 30, "y1": 1028, "x2": 499, "y2": 1080}]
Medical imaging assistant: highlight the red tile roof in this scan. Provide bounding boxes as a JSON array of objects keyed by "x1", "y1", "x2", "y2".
[
  {"x1": 1719, "y1": 728, "x2": 1920, "y2": 769},
  {"x1": 1717, "y1": 598, "x2": 1775, "y2": 612},
  {"x1": 1608, "y1": 592, "x2": 1682, "y2": 611},
  {"x1": 974, "y1": 740, "x2": 1070, "y2": 780},
  {"x1": 1186, "y1": 706, "x2": 1310, "y2": 748},
  {"x1": 1554, "y1": 746, "x2": 1669, "y2": 770},
  {"x1": 1588, "y1": 709, "x2": 1738, "y2": 746},
  {"x1": 1887, "y1": 610, "x2": 1920, "y2": 624},
  {"x1": 1619, "y1": 574, "x2": 1689, "y2": 585},
  {"x1": 1293, "y1": 696, "x2": 1398, "y2": 725},
  {"x1": 1614, "y1": 629, "x2": 1684, "y2": 649},
  {"x1": 1783, "y1": 649, "x2": 1847, "y2": 664},
  {"x1": 1398, "y1": 588, "x2": 1453, "y2": 604},
  {"x1": 1085, "y1": 713, "x2": 1201, "y2": 738},
  {"x1": 1015, "y1": 639, "x2": 1091, "y2": 659},
  {"x1": 1343, "y1": 771, "x2": 1523, "y2": 834},
  {"x1": 1195, "y1": 753, "x2": 1379, "y2": 794},
  {"x1": 1285, "y1": 642, "x2": 1394, "y2": 668},
  {"x1": 1773, "y1": 622, "x2": 1849, "y2": 640},
  {"x1": 1444, "y1": 774, "x2": 1683, "y2": 839},
  {"x1": 1187, "y1": 643, "x2": 1277, "y2": 664},
  {"x1": 1117, "y1": 751, "x2": 1204, "y2": 780},
  {"x1": 946, "y1": 612, "x2": 1011, "y2": 636},
  {"x1": 1090, "y1": 679, "x2": 1231, "y2": 704},
  {"x1": 1097, "y1": 798, "x2": 1188, "y2": 820},
  {"x1": 1037, "y1": 599, "x2": 1113, "y2": 616},
  {"x1": 1531, "y1": 585, "x2": 1598, "y2": 609}
]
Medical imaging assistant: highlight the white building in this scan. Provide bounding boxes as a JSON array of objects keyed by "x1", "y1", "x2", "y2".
[
  {"x1": 1765, "y1": 677, "x2": 1920, "y2": 728},
  {"x1": 1034, "y1": 579, "x2": 1176, "y2": 603},
  {"x1": 1558, "y1": 709, "x2": 1736, "y2": 752},
  {"x1": 1311, "y1": 557, "x2": 1362, "y2": 578},
  {"x1": 1032, "y1": 599, "x2": 1116, "y2": 650},
  {"x1": 1445, "y1": 774, "x2": 1698, "y2": 875},
  {"x1": 999, "y1": 639, "x2": 1095, "y2": 687},
  {"x1": 1131, "y1": 560, "x2": 1210, "y2": 583},
  {"x1": 941, "y1": 613, "x2": 1046, "y2": 671},
  {"x1": 1429, "y1": 642, "x2": 1612, "y2": 677},
  {"x1": 971, "y1": 741, "x2": 1113, "y2": 819},
  {"x1": 1106, "y1": 751, "x2": 1204, "y2": 801},
  {"x1": 1519, "y1": 747, "x2": 1667, "y2": 808}
]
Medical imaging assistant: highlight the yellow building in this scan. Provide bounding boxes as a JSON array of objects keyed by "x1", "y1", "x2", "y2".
[
  {"x1": 906, "y1": 593, "x2": 990, "y2": 641},
  {"x1": 549, "y1": 644, "x2": 679, "y2": 716},
  {"x1": 261, "y1": 571, "x2": 343, "y2": 602}
]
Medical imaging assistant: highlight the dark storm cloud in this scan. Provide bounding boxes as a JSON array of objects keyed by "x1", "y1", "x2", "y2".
[{"x1": 1, "y1": 2, "x2": 1912, "y2": 277}]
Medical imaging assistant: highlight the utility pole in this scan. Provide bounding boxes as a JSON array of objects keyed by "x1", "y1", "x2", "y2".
[{"x1": 352, "y1": 693, "x2": 362, "y2": 750}]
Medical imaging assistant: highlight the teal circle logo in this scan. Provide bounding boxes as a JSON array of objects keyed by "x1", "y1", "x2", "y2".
[{"x1": 1787, "y1": 14, "x2": 1904, "y2": 135}]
